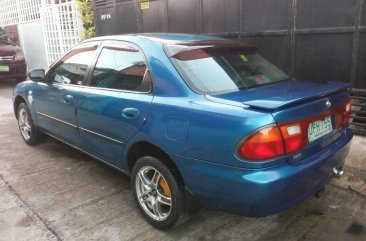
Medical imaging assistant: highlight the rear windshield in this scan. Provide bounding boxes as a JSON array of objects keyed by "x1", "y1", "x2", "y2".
[{"x1": 166, "y1": 44, "x2": 289, "y2": 95}]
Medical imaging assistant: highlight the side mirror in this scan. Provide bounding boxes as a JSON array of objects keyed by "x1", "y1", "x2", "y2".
[{"x1": 28, "y1": 69, "x2": 45, "y2": 82}]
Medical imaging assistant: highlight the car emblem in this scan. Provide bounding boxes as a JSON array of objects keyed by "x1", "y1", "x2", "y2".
[{"x1": 325, "y1": 100, "x2": 331, "y2": 108}]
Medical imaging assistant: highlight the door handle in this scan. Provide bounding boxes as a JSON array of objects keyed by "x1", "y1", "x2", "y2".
[
  {"x1": 122, "y1": 108, "x2": 139, "y2": 120},
  {"x1": 62, "y1": 94, "x2": 73, "y2": 104}
]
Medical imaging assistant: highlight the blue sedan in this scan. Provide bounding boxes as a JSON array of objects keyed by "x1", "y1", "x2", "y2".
[{"x1": 13, "y1": 33, "x2": 353, "y2": 229}]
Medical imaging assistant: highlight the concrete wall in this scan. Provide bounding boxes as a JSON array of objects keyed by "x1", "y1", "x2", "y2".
[{"x1": 18, "y1": 20, "x2": 48, "y2": 71}]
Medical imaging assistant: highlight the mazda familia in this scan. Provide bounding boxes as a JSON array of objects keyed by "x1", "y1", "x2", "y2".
[{"x1": 13, "y1": 33, "x2": 353, "y2": 229}]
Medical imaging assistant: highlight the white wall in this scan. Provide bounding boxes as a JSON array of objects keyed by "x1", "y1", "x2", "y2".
[{"x1": 18, "y1": 20, "x2": 48, "y2": 71}]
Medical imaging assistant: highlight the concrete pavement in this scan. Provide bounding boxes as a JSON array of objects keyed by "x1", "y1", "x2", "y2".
[{"x1": 1, "y1": 79, "x2": 366, "y2": 241}]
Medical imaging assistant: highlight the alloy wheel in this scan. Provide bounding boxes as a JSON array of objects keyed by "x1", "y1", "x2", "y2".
[
  {"x1": 135, "y1": 166, "x2": 172, "y2": 221},
  {"x1": 18, "y1": 108, "x2": 32, "y2": 141}
]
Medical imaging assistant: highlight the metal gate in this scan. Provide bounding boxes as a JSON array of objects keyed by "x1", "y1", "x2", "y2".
[
  {"x1": 92, "y1": 0, "x2": 366, "y2": 134},
  {"x1": 0, "y1": 0, "x2": 42, "y2": 26},
  {"x1": 40, "y1": 0, "x2": 82, "y2": 65},
  {"x1": 0, "y1": 0, "x2": 82, "y2": 66}
]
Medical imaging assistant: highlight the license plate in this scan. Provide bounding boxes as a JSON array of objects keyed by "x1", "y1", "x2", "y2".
[
  {"x1": 0, "y1": 65, "x2": 9, "y2": 72},
  {"x1": 308, "y1": 116, "x2": 333, "y2": 142}
]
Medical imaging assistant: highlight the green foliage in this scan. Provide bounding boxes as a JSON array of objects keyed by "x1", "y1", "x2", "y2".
[{"x1": 76, "y1": 0, "x2": 95, "y2": 40}]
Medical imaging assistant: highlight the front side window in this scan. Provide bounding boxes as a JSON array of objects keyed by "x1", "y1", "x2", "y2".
[
  {"x1": 48, "y1": 42, "x2": 98, "y2": 85},
  {"x1": 90, "y1": 42, "x2": 150, "y2": 92},
  {"x1": 166, "y1": 43, "x2": 289, "y2": 95}
]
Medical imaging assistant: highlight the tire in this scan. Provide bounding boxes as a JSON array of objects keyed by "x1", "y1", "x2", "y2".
[
  {"x1": 17, "y1": 102, "x2": 41, "y2": 145},
  {"x1": 131, "y1": 156, "x2": 185, "y2": 229}
]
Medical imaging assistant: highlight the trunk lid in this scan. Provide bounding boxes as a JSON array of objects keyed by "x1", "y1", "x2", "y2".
[
  {"x1": 205, "y1": 79, "x2": 349, "y2": 111},
  {"x1": 206, "y1": 79, "x2": 351, "y2": 164}
]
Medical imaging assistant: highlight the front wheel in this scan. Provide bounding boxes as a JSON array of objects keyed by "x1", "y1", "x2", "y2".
[
  {"x1": 131, "y1": 156, "x2": 185, "y2": 229},
  {"x1": 17, "y1": 102, "x2": 41, "y2": 145}
]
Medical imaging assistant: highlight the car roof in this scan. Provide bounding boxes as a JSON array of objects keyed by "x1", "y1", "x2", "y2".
[
  {"x1": 135, "y1": 33, "x2": 228, "y2": 44},
  {"x1": 83, "y1": 33, "x2": 257, "y2": 59},
  {"x1": 84, "y1": 33, "x2": 230, "y2": 45}
]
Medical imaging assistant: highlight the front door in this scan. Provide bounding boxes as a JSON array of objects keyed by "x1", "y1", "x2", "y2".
[
  {"x1": 77, "y1": 41, "x2": 153, "y2": 166},
  {"x1": 33, "y1": 42, "x2": 99, "y2": 147}
]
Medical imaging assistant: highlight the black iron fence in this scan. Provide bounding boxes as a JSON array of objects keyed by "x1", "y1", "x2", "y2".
[
  {"x1": 351, "y1": 89, "x2": 366, "y2": 135},
  {"x1": 92, "y1": 0, "x2": 366, "y2": 133}
]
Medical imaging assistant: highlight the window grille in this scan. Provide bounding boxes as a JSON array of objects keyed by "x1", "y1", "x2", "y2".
[
  {"x1": 41, "y1": 1, "x2": 81, "y2": 65},
  {"x1": 0, "y1": 0, "x2": 42, "y2": 26},
  {"x1": 0, "y1": 0, "x2": 81, "y2": 65}
]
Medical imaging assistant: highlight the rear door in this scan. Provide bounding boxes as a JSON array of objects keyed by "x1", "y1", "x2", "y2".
[{"x1": 77, "y1": 41, "x2": 153, "y2": 167}]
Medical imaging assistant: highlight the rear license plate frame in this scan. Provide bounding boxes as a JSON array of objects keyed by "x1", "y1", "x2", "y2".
[{"x1": 308, "y1": 116, "x2": 333, "y2": 142}]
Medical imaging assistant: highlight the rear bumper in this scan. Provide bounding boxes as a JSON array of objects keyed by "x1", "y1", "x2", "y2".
[
  {"x1": 174, "y1": 128, "x2": 353, "y2": 216},
  {"x1": 0, "y1": 61, "x2": 26, "y2": 80}
]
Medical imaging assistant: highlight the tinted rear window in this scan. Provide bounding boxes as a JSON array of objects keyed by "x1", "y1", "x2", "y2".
[{"x1": 166, "y1": 44, "x2": 289, "y2": 95}]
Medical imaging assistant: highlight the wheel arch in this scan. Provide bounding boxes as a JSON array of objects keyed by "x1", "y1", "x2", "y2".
[
  {"x1": 13, "y1": 95, "x2": 27, "y2": 119},
  {"x1": 126, "y1": 140, "x2": 201, "y2": 213},
  {"x1": 126, "y1": 141, "x2": 185, "y2": 187}
]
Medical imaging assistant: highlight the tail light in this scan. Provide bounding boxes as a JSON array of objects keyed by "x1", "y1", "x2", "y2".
[
  {"x1": 335, "y1": 100, "x2": 352, "y2": 128},
  {"x1": 238, "y1": 125, "x2": 284, "y2": 160},
  {"x1": 238, "y1": 123, "x2": 306, "y2": 161},
  {"x1": 238, "y1": 99, "x2": 351, "y2": 161},
  {"x1": 279, "y1": 123, "x2": 307, "y2": 153}
]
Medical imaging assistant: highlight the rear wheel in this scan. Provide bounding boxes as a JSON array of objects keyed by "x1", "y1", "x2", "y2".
[
  {"x1": 17, "y1": 103, "x2": 41, "y2": 145},
  {"x1": 131, "y1": 156, "x2": 185, "y2": 229}
]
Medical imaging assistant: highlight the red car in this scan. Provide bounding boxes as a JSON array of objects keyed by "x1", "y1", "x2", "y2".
[{"x1": 0, "y1": 27, "x2": 26, "y2": 82}]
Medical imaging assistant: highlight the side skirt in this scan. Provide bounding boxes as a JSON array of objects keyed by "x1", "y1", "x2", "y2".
[{"x1": 42, "y1": 130, "x2": 130, "y2": 177}]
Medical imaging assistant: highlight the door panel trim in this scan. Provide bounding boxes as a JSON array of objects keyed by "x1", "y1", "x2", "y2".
[
  {"x1": 38, "y1": 111, "x2": 124, "y2": 145},
  {"x1": 79, "y1": 127, "x2": 125, "y2": 145},
  {"x1": 37, "y1": 112, "x2": 77, "y2": 128}
]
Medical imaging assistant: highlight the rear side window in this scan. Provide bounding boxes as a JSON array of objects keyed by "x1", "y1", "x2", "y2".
[
  {"x1": 48, "y1": 42, "x2": 98, "y2": 85},
  {"x1": 90, "y1": 43, "x2": 150, "y2": 92},
  {"x1": 166, "y1": 44, "x2": 289, "y2": 95}
]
